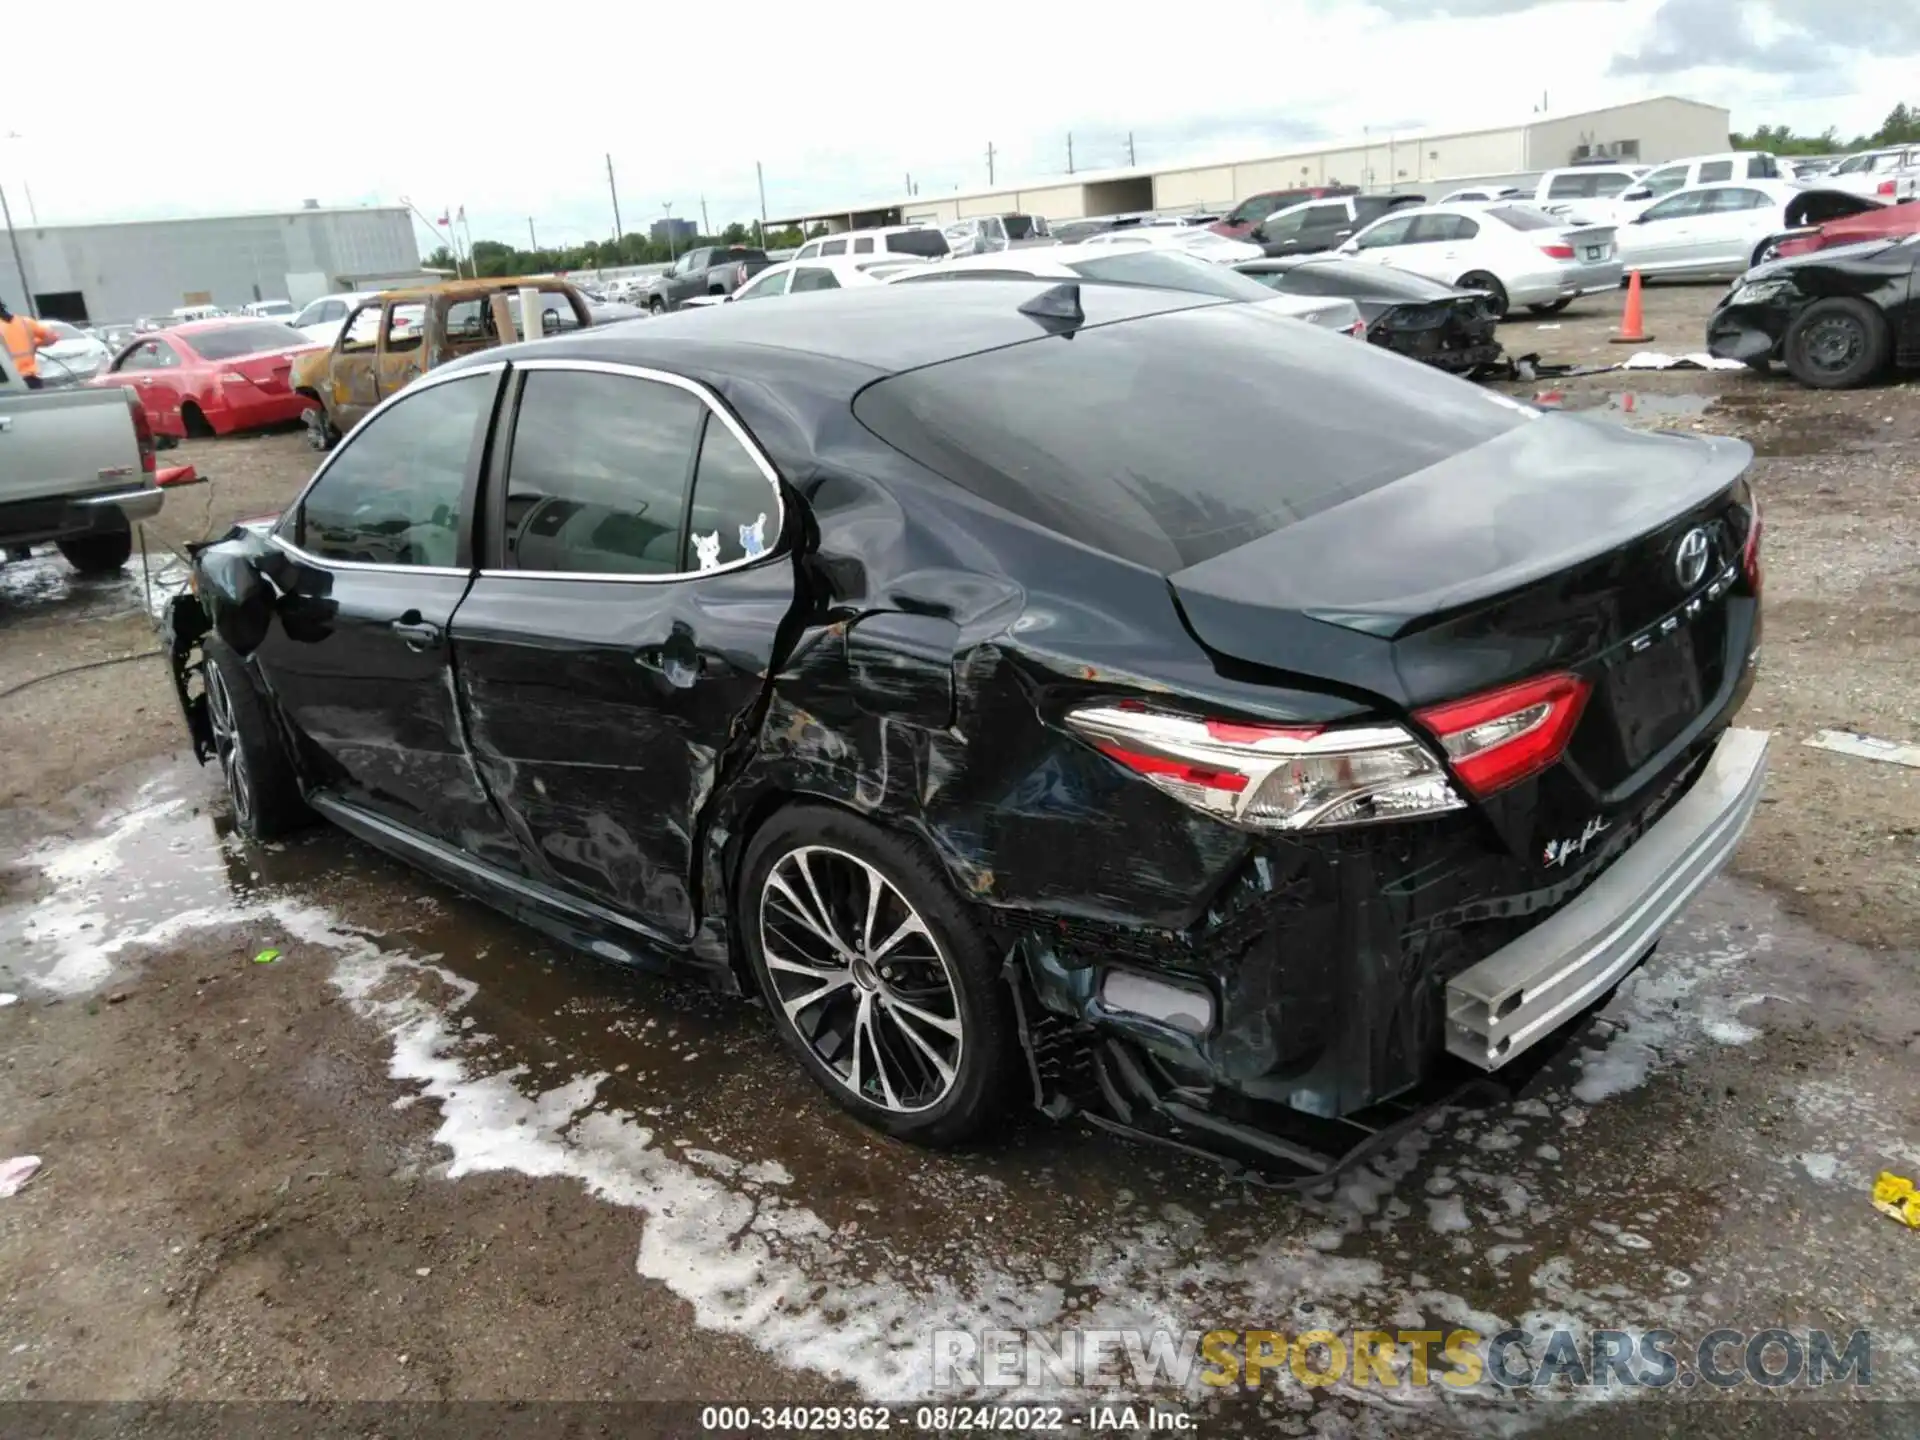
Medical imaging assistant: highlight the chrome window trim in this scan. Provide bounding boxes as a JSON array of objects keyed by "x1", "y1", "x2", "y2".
[
  {"x1": 476, "y1": 356, "x2": 789, "y2": 586},
  {"x1": 270, "y1": 362, "x2": 506, "y2": 576}
]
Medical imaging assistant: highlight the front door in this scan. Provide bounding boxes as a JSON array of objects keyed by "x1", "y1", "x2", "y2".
[
  {"x1": 449, "y1": 361, "x2": 795, "y2": 941},
  {"x1": 375, "y1": 299, "x2": 430, "y2": 403},
  {"x1": 258, "y1": 367, "x2": 522, "y2": 868},
  {"x1": 329, "y1": 302, "x2": 384, "y2": 431}
]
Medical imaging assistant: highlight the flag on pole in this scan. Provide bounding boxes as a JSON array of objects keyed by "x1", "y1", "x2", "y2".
[
  {"x1": 436, "y1": 211, "x2": 450, "y2": 226},
  {"x1": 456, "y1": 205, "x2": 466, "y2": 223}
]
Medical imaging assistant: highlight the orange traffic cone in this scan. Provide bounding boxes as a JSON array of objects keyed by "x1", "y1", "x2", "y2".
[{"x1": 1609, "y1": 270, "x2": 1652, "y2": 344}]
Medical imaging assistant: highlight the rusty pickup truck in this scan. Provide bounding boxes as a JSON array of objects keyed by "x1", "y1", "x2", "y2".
[{"x1": 291, "y1": 278, "x2": 592, "y2": 450}]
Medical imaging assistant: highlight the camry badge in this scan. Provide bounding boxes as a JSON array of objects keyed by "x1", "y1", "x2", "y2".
[
  {"x1": 1545, "y1": 816, "x2": 1610, "y2": 869},
  {"x1": 1674, "y1": 527, "x2": 1711, "y2": 590}
]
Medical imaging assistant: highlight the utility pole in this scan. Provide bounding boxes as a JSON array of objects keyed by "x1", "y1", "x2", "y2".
[
  {"x1": 1127, "y1": 132, "x2": 1135, "y2": 166},
  {"x1": 755, "y1": 161, "x2": 769, "y2": 247},
  {"x1": 528, "y1": 217, "x2": 538, "y2": 250},
  {"x1": 986, "y1": 141, "x2": 996, "y2": 185},
  {"x1": 663, "y1": 204, "x2": 677, "y2": 262},
  {"x1": 700, "y1": 195, "x2": 710, "y2": 236},
  {"x1": 0, "y1": 184, "x2": 32, "y2": 317},
  {"x1": 1067, "y1": 133, "x2": 1074, "y2": 175},
  {"x1": 605, "y1": 153, "x2": 624, "y2": 243}
]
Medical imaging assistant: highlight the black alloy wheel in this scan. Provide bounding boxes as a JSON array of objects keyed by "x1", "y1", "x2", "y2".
[
  {"x1": 741, "y1": 807, "x2": 1015, "y2": 1146},
  {"x1": 201, "y1": 638, "x2": 310, "y2": 841}
]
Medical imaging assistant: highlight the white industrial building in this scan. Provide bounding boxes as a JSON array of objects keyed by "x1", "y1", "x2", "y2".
[
  {"x1": 0, "y1": 204, "x2": 421, "y2": 326},
  {"x1": 769, "y1": 96, "x2": 1731, "y2": 232}
]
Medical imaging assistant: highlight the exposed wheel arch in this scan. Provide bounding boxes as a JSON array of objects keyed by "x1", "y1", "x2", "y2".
[{"x1": 180, "y1": 400, "x2": 216, "y2": 439}]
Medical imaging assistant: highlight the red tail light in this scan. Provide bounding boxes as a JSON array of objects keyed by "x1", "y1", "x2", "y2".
[
  {"x1": 1539, "y1": 243, "x2": 1576, "y2": 260},
  {"x1": 1415, "y1": 673, "x2": 1590, "y2": 799},
  {"x1": 125, "y1": 391, "x2": 156, "y2": 475},
  {"x1": 1741, "y1": 498, "x2": 1763, "y2": 597},
  {"x1": 1877, "y1": 180, "x2": 1896, "y2": 197},
  {"x1": 1065, "y1": 704, "x2": 1465, "y2": 830},
  {"x1": 736, "y1": 263, "x2": 749, "y2": 286}
]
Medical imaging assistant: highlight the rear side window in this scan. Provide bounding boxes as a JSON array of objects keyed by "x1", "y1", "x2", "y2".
[
  {"x1": 885, "y1": 229, "x2": 950, "y2": 258},
  {"x1": 500, "y1": 371, "x2": 704, "y2": 576},
  {"x1": 1697, "y1": 160, "x2": 1733, "y2": 183},
  {"x1": 1546, "y1": 173, "x2": 1594, "y2": 198},
  {"x1": 790, "y1": 268, "x2": 841, "y2": 293},
  {"x1": 853, "y1": 237, "x2": 874, "y2": 253},
  {"x1": 684, "y1": 417, "x2": 781, "y2": 571},
  {"x1": 854, "y1": 304, "x2": 1531, "y2": 574},
  {"x1": 292, "y1": 374, "x2": 492, "y2": 567},
  {"x1": 821, "y1": 239, "x2": 848, "y2": 256},
  {"x1": 1745, "y1": 154, "x2": 1778, "y2": 178}
]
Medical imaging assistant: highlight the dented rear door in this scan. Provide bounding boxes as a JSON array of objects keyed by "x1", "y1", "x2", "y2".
[{"x1": 448, "y1": 362, "x2": 794, "y2": 941}]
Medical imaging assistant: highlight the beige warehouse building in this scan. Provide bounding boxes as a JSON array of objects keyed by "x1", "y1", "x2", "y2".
[{"x1": 769, "y1": 96, "x2": 1730, "y2": 232}]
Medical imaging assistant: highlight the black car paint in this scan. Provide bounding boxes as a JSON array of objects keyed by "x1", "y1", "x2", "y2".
[
  {"x1": 170, "y1": 282, "x2": 1762, "y2": 1167},
  {"x1": 1707, "y1": 236, "x2": 1920, "y2": 369},
  {"x1": 1235, "y1": 257, "x2": 1501, "y2": 373}
]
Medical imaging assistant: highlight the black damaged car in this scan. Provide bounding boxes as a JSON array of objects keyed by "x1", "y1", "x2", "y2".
[
  {"x1": 165, "y1": 281, "x2": 1768, "y2": 1181},
  {"x1": 1234, "y1": 255, "x2": 1503, "y2": 373},
  {"x1": 1708, "y1": 233, "x2": 1920, "y2": 388}
]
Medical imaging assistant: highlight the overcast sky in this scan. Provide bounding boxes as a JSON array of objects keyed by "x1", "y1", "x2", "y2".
[{"x1": 4, "y1": 0, "x2": 1913, "y2": 251}]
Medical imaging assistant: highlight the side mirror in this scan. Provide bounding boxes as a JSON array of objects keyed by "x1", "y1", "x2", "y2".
[
  {"x1": 197, "y1": 537, "x2": 276, "y2": 656},
  {"x1": 1336, "y1": 241, "x2": 1360, "y2": 255},
  {"x1": 1623, "y1": 187, "x2": 1652, "y2": 202}
]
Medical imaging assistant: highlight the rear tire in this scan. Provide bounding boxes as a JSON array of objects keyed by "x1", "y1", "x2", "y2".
[
  {"x1": 1783, "y1": 297, "x2": 1889, "y2": 390},
  {"x1": 739, "y1": 804, "x2": 1016, "y2": 1147},
  {"x1": 649, "y1": 297, "x2": 667, "y2": 315},
  {"x1": 201, "y1": 636, "x2": 310, "y2": 841},
  {"x1": 181, "y1": 402, "x2": 216, "y2": 439},
  {"x1": 57, "y1": 517, "x2": 133, "y2": 574},
  {"x1": 1458, "y1": 271, "x2": 1509, "y2": 319},
  {"x1": 1527, "y1": 298, "x2": 1572, "y2": 316}
]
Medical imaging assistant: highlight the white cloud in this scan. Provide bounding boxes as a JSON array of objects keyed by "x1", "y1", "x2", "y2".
[{"x1": 2, "y1": 0, "x2": 1911, "y2": 246}]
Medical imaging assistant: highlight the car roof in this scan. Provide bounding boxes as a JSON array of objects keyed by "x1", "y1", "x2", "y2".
[{"x1": 465, "y1": 280, "x2": 1227, "y2": 385}]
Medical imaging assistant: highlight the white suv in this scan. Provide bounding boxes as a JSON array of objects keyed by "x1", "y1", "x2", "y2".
[{"x1": 793, "y1": 225, "x2": 950, "y2": 262}]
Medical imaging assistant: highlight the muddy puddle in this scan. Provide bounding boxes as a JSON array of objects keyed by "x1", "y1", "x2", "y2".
[{"x1": 4, "y1": 762, "x2": 1917, "y2": 1427}]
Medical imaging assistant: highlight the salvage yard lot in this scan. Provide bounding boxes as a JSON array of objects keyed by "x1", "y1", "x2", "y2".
[{"x1": 1, "y1": 281, "x2": 1917, "y2": 1435}]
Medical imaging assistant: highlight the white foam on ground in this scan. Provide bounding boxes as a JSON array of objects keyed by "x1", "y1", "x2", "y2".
[
  {"x1": 1570, "y1": 920, "x2": 1774, "y2": 1102},
  {"x1": 3, "y1": 771, "x2": 1810, "y2": 1426}
]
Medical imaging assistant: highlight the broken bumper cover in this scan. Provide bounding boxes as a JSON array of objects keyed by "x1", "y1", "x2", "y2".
[{"x1": 1445, "y1": 725, "x2": 1769, "y2": 1069}]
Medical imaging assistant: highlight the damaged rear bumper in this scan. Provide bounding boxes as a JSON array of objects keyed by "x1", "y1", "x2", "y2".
[{"x1": 1445, "y1": 725, "x2": 1769, "y2": 1068}]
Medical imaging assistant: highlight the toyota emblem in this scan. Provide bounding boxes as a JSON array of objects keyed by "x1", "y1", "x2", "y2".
[{"x1": 1674, "y1": 527, "x2": 1711, "y2": 590}]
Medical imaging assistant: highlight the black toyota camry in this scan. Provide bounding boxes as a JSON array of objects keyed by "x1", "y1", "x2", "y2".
[{"x1": 165, "y1": 281, "x2": 1767, "y2": 1180}]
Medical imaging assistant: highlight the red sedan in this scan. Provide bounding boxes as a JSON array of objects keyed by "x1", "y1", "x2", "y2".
[
  {"x1": 92, "y1": 319, "x2": 323, "y2": 439},
  {"x1": 1773, "y1": 199, "x2": 1920, "y2": 260}
]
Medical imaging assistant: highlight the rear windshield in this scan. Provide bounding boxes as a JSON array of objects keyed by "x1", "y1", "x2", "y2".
[
  {"x1": 1003, "y1": 214, "x2": 1046, "y2": 239},
  {"x1": 885, "y1": 230, "x2": 950, "y2": 258},
  {"x1": 854, "y1": 304, "x2": 1532, "y2": 573},
  {"x1": 1487, "y1": 205, "x2": 1560, "y2": 230},
  {"x1": 188, "y1": 322, "x2": 310, "y2": 359},
  {"x1": 1065, "y1": 250, "x2": 1278, "y2": 300}
]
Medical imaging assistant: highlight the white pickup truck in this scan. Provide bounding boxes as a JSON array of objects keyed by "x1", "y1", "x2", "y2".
[{"x1": 0, "y1": 342, "x2": 166, "y2": 573}]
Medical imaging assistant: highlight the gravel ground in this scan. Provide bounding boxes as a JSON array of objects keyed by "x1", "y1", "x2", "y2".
[{"x1": 1, "y1": 285, "x2": 1917, "y2": 1437}]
